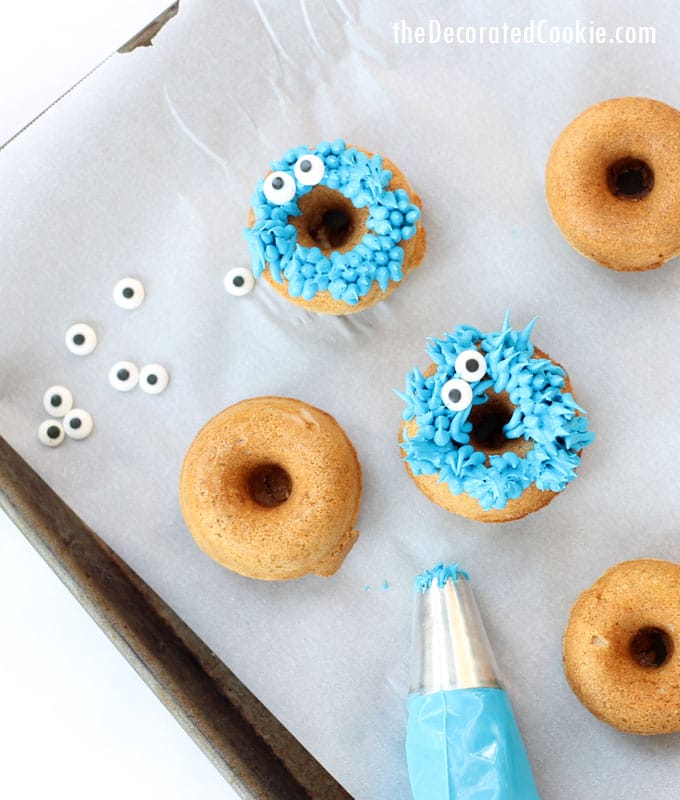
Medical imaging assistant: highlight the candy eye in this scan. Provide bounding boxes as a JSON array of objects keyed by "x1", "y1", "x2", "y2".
[
  {"x1": 263, "y1": 171, "x2": 296, "y2": 204},
  {"x1": 224, "y1": 267, "x2": 255, "y2": 296},
  {"x1": 113, "y1": 277, "x2": 145, "y2": 310},
  {"x1": 66, "y1": 323, "x2": 97, "y2": 356},
  {"x1": 441, "y1": 378, "x2": 473, "y2": 412},
  {"x1": 294, "y1": 154, "x2": 325, "y2": 186},
  {"x1": 38, "y1": 420, "x2": 65, "y2": 447},
  {"x1": 43, "y1": 385, "x2": 73, "y2": 417},
  {"x1": 109, "y1": 361, "x2": 139, "y2": 392},
  {"x1": 140, "y1": 364, "x2": 169, "y2": 394},
  {"x1": 63, "y1": 409, "x2": 94, "y2": 440},
  {"x1": 454, "y1": 349, "x2": 487, "y2": 382}
]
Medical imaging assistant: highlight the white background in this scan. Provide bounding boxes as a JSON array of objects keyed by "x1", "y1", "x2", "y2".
[
  {"x1": 0, "y1": 510, "x2": 236, "y2": 799},
  {"x1": 3, "y1": 1, "x2": 680, "y2": 799},
  {"x1": 0, "y1": 0, "x2": 174, "y2": 146}
]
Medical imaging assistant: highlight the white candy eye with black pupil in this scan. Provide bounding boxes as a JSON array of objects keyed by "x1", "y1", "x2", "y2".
[
  {"x1": 140, "y1": 364, "x2": 169, "y2": 395},
  {"x1": 113, "y1": 277, "x2": 145, "y2": 310},
  {"x1": 454, "y1": 349, "x2": 487, "y2": 382},
  {"x1": 63, "y1": 409, "x2": 94, "y2": 440},
  {"x1": 109, "y1": 361, "x2": 139, "y2": 392},
  {"x1": 66, "y1": 323, "x2": 97, "y2": 356},
  {"x1": 224, "y1": 267, "x2": 255, "y2": 296},
  {"x1": 441, "y1": 378, "x2": 473, "y2": 412},
  {"x1": 263, "y1": 171, "x2": 296, "y2": 204},
  {"x1": 38, "y1": 419, "x2": 65, "y2": 447},
  {"x1": 294, "y1": 154, "x2": 325, "y2": 186},
  {"x1": 43, "y1": 385, "x2": 74, "y2": 417}
]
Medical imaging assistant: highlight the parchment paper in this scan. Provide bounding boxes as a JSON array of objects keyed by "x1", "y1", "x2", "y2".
[{"x1": 2, "y1": 1, "x2": 680, "y2": 797}]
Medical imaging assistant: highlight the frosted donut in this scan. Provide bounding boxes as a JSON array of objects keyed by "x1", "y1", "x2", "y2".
[
  {"x1": 546, "y1": 96, "x2": 680, "y2": 271},
  {"x1": 397, "y1": 314, "x2": 594, "y2": 523},
  {"x1": 179, "y1": 397, "x2": 362, "y2": 580},
  {"x1": 563, "y1": 559, "x2": 680, "y2": 734},
  {"x1": 244, "y1": 139, "x2": 426, "y2": 314}
]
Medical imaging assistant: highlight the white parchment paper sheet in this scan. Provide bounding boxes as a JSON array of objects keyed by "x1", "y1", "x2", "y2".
[{"x1": 2, "y1": 2, "x2": 680, "y2": 797}]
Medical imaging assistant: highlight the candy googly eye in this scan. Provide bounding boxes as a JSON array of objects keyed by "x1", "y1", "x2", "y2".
[
  {"x1": 42, "y1": 385, "x2": 73, "y2": 417},
  {"x1": 66, "y1": 323, "x2": 97, "y2": 356},
  {"x1": 294, "y1": 154, "x2": 325, "y2": 186},
  {"x1": 224, "y1": 267, "x2": 255, "y2": 296},
  {"x1": 38, "y1": 420, "x2": 65, "y2": 447},
  {"x1": 63, "y1": 409, "x2": 94, "y2": 440},
  {"x1": 263, "y1": 171, "x2": 296, "y2": 204},
  {"x1": 454, "y1": 350, "x2": 487, "y2": 382},
  {"x1": 441, "y1": 378, "x2": 473, "y2": 412},
  {"x1": 113, "y1": 277, "x2": 145, "y2": 310},
  {"x1": 139, "y1": 364, "x2": 169, "y2": 395},
  {"x1": 109, "y1": 361, "x2": 139, "y2": 392}
]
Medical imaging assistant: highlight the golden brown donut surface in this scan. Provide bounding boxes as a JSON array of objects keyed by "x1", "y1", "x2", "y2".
[
  {"x1": 246, "y1": 144, "x2": 426, "y2": 314},
  {"x1": 563, "y1": 558, "x2": 680, "y2": 734},
  {"x1": 546, "y1": 96, "x2": 680, "y2": 271},
  {"x1": 179, "y1": 397, "x2": 362, "y2": 580}
]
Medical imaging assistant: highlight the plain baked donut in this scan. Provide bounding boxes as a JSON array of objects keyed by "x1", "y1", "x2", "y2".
[
  {"x1": 179, "y1": 397, "x2": 362, "y2": 580},
  {"x1": 398, "y1": 313, "x2": 594, "y2": 522},
  {"x1": 563, "y1": 558, "x2": 680, "y2": 734},
  {"x1": 546, "y1": 96, "x2": 680, "y2": 271},
  {"x1": 245, "y1": 139, "x2": 426, "y2": 314}
]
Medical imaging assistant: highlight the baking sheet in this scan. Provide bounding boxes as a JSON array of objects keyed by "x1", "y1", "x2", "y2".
[{"x1": 2, "y1": 1, "x2": 680, "y2": 797}]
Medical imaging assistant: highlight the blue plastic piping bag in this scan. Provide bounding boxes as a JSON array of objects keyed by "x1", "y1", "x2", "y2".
[{"x1": 405, "y1": 563, "x2": 540, "y2": 799}]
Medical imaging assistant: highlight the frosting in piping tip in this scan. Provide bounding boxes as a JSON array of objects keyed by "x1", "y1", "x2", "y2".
[
  {"x1": 244, "y1": 139, "x2": 421, "y2": 305},
  {"x1": 398, "y1": 313, "x2": 594, "y2": 511},
  {"x1": 414, "y1": 562, "x2": 470, "y2": 593}
]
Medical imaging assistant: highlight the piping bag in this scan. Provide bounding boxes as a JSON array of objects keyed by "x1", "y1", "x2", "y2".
[{"x1": 406, "y1": 563, "x2": 540, "y2": 799}]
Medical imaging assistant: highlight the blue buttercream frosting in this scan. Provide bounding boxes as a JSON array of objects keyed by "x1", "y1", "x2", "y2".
[
  {"x1": 398, "y1": 313, "x2": 594, "y2": 511},
  {"x1": 414, "y1": 562, "x2": 469, "y2": 593},
  {"x1": 244, "y1": 139, "x2": 421, "y2": 305}
]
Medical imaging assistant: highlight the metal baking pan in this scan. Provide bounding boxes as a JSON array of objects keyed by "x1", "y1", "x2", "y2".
[{"x1": 0, "y1": 434, "x2": 353, "y2": 800}]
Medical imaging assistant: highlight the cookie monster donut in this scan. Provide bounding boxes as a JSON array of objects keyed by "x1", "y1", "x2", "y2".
[
  {"x1": 546, "y1": 97, "x2": 680, "y2": 271},
  {"x1": 563, "y1": 559, "x2": 680, "y2": 734},
  {"x1": 244, "y1": 139, "x2": 426, "y2": 314},
  {"x1": 397, "y1": 314, "x2": 594, "y2": 522}
]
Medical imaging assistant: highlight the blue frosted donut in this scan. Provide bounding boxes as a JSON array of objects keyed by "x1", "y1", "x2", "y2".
[
  {"x1": 244, "y1": 139, "x2": 425, "y2": 314},
  {"x1": 398, "y1": 313, "x2": 594, "y2": 521}
]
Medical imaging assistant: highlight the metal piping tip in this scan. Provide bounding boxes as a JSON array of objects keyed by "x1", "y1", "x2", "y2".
[{"x1": 409, "y1": 563, "x2": 502, "y2": 695}]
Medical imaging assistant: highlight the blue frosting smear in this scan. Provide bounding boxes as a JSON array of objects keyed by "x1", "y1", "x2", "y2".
[
  {"x1": 398, "y1": 313, "x2": 595, "y2": 511},
  {"x1": 414, "y1": 562, "x2": 469, "y2": 593},
  {"x1": 243, "y1": 139, "x2": 421, "y2": 305}
]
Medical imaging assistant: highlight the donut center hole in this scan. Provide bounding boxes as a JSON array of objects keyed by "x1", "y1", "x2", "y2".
[
  {"x1": 317, "y1": 208, "x2": 352, "y2": 248},
  {"x1": 291, "y1": 185, "x2": 368, "y2": 253},
  {"x1": 247, "y1": 464, "x2": 292, "y2": 508},
  {"x1": 468, "y1": 392, "x2": 516, "y2": 455},
  {"x1": 629, "y1": 627, "x2": 672, "y2": 668},
  {"x1": 607, "y1": 158, "x2": 654, "y2": 200}
]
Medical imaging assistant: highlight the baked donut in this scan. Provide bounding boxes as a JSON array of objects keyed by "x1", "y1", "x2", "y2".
[
  {"x1": 546, "y1": 96, "x2": 680, "y2": 271},
  {"x1": 179, "y1": 397, "x2": 362, "y2": 580},
  {"x1": 397, "y1": 314, "x2": 594, "y2": 522},
  {"x1": 563, "y1": 559, "x2": 680, "y2": 734},
  {"x1": 244, "y1": 139, "x2": 426, "y2": 314}
]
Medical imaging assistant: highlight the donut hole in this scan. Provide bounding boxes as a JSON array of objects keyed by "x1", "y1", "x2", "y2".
[
  {"x1": 317, "y1": 208, "x2": 351, "y2": 248},
  {"x1": 629, "y1": 626, "x2": 673, "y2": 668},
  {"x1": 291, "y1": 185, "x2": 369, "y2": 253},
  {"x1": 607, "y1": 158, "x2": 654, "y2": 200},
  {"x1": 247, "y1": 464, "x2": 292, "y2": 508},
  {"x1": 468, "y1": 392, "x2": 517, "y2": 456}
]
